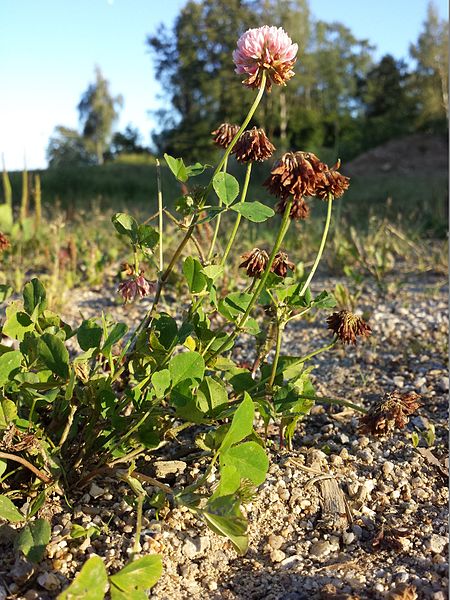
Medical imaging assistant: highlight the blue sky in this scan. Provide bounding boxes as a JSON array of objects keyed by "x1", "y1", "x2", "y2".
[{"x1": 1, "y1": 0, "x2": 448, "y2": 170}]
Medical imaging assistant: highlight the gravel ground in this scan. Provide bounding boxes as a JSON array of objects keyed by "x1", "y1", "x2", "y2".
[{"x1": 0, "y1": 269, "x2": 448, "y2": 600}]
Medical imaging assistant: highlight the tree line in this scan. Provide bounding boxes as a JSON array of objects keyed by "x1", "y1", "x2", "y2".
[{"x1": 47, "y1": 0, "x2": 448, "y2": 167}]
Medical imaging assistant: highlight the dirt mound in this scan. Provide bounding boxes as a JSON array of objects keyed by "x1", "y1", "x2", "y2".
[{"x1": 344, "y1": 133, "x2": 448, "y2": 177}]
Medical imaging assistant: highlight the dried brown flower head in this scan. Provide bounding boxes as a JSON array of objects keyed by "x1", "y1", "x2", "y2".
[
  {"x1": 387, "y1": 584, "x2": 418, "y2": 600},
  {"x1": 264, "y1": 151, "x2": 327, "y2": 201},
  {"x1": 372, "y1": 524, "x2": 411, "y2": 552},
  {"x1": 271, "y1": 251, "x2": 295, "y2": 277},
  {"x1": 239, "y1": 248, "x2": 269, "y2": 278},
  {"x1": 358, "y1": 391, "x2": 421, "y2": 436},
  {"x1": 0, "y1": 232, "x2": 10, "y2": 252},
  {"x1": 211, "y1": 123, "x2": 240, "y2": 149},
  {"x1": 315, "y1": 160, "x2": 350, "y2": 200},
  {"x1": 327, "y1": 310, "x2": 371, "y2": 345},
  {"x1": 276, "y1": 196, "x2": 310, "y2": 220},
  {"x1": 232, "y1": 127, "x2": 275, "y2": 163}
]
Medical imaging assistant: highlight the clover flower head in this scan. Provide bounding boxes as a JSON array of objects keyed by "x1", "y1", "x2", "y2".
[
  {"x1": 233, "y1": 26, "x2": 298, "y2": 91},
  {"x1": 118, "y1": 273, "x2": 154, "y2": 303},
  {"x1": 327, "y1": 310, "x2": 372, "y2": 345},
  {"x1": 264, "y1": 151, "x2": 327, "y2": 202},
  {"x1": 0, "y1": 232, "x2": 10, "y2": 252},
  {"x1": 358, "y1": 391, "x2": 421, "y2": 436},
  {"x1": 211, "y1": 123, "x2": 240, "y2": 149},
  {"x1": 271, "y1": 251, "x2": 295, "y2": 278},
  {"x1": 239, "y1": 247, "x2": 269, "y2": 278},
  {"x1": 315, "y1": 159, "x2": 350, "y2": 200},
  {"x1": 232, "y1": 127, "x2": 275, "y2": 163}
]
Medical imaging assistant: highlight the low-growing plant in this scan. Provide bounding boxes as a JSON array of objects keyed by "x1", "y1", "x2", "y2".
[{"x1": 0, "y1": 24, "x2": 421, "y2": 597}]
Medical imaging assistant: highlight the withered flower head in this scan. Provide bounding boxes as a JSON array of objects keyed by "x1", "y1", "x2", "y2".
[
  {"x1": 118, "y1": 273, "x2": 155, "y2": 303},
  {"x1": 232, "y1": 127, "x2": 275, "y2": 163},
  {"x1": 264, "y1": 151, "x2": 327, "y2": 201},
  {"x1": 358, "y1": 391, "x2": 421, "y2": 436},
  {"x1": 211, "y1": 123, "x2": 240, "y2": 149},
  {"x1": 276, "y1": 196, "x2": 310, "y2": 220},
  {"x1": 271, "y1": 251, "x2": 295, "y2": 277},
  {"x1": 239, "y1": 247, "x2": 269, "y2": 278},
  {"x1": 315, "y1": 160, "x2": 350, "y2": 200},
  {"x1": 327, "y1": 310, "x2": 372, "y2": 345},
  {"x1": 0, "y1": 232, "x2": 10, "y2": 252}
]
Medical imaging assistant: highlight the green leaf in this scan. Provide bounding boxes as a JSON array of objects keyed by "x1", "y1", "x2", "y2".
[
  {"x1": 37, "y1": 333, "x2": 69, "y2": 379},
  {"x1": 202, "y1": 265, "x2": 224, "y2": 281},
  {"x1": 2, "y1": 302, "x2": 34, "y2": 341},
  {"x1": 218, "y1": 292, "x2": 252, "y2": 321},
  {"x1": 70, "y1": 524, "x2": 101, "y2": 540},
  {"x1": 110, "y1": 555, "x2": 163, "y2": 597},
  {"x1": 203, "y1": 495, "x2": 248, "y2": 554},
  {"x1": 0, "y1": 284, "x2": 13, "y2": 303},
  {"x1": 219, "y1": 393, "x2": 254, "y2": 453},
  {"x1": 112, "y1": 213, "x2": 139, "y2": 243},
  {"x1": 77, "y1": 319, "x2": 102, "y2": 351},
  {"x1": 0, "y1": 398, "x2": 17, "y2": 430},
  {"x1": 16, "y1": 518, "x2": 51, "y2": 562},
  {"x1": 213, "y1": 464, "x2": 241, "y2": 497},
  {"x1": 169, "y1": 351, "x2": 205, "y2": 387},
  {"x1": 23, "y1": 278, "x2": 47, "y2": 316},
  {"x1": 0, "y1": 495, "x2": 24, "y2": 522},
  {"x1": 111, "y1": 587, "x2": 147, "y2": 600},
  {"x1": 186, "y1": 162, "x2": 210, "y2": 177},
  {"x1": 27, "y1": 490, "x2": 46, "y2": 519},
  {"x1": 151, "y1": 369, "x2": 171, "y2": 399},
  {"x1": 197, "y1": 376, "x2": 228, "y2": 413},
  {"x1": 220, "y1": 441, "x2": 269, "y2": 486},
  {"x1": 231, "y1": 201, "x2": 275, "y2": 223},
  {"x1": 0, "y1": 350, "x2": 22, "y2": 386},
  {"x1": 102, "y1": 323, "x2": 128, "y2": 355},
  {"x1": 58, "y1": 555, "x2": 108, "y2": 600},
  {"x1": 196, "y1": 206, "x2": 226, "y2": 224},
  {"x1": 312, "y1": 290, "x2": 337, "y2": 309},
  {"x1": 212, "y1": 172, "x2": 239, "y2": 206},
  {"x1": 137, "y1": 224, "x2": 159, "y2": 250},
  {"x1": 183, "y1": 257, "x2": 207, "y2": 294},
  {"x1": 164, "y1": 154, "x2": 188, "y2": 182},
  {"x1": 0, "y1": 203, "x2": 13, "y2": 231}
]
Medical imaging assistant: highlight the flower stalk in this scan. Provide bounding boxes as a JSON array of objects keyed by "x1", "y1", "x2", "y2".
[
  {"x1": 221, "y1": 162, "x2": 253, "y2": 266},
  {"x1": 298, "y1": 194, "x2": 333, "y2": 296}
]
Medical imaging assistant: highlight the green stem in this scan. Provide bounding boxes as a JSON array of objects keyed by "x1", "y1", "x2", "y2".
[
  {"x1": 132, "y1": 494, "x2": 144, "y2": 555},
  {"x1": 129, "y1": 74, "x2": 268, "y2": 344},
  {"x1": 299, "y1": 195, "x2": 333, "y2": 297},
  {"x1": 220, "y1": 162, "x2": 252, "y2": 267},
  {"x1": 268, "y1": 321, "x2": 284, "y2": 389},
  {"x1": 207, "y1": 156, "x2": 228, "y2": 261},
  {"x1": 156, "y1": 158, "x2": 164, "y2": 273},
  {"x1": 207, "y1": 197, "x2": 293, "y2": 363},
  {"x1": 297, "y1": 393, "x2": 367, "y2": 414},
  {"x1": 201, "y1": 71, "x2": 267, "y2": 206},
  {"x1": 244, "y1": 337, "x2": 339, "y2": 397},
  {"x1": 238, "y1": 197, "x2": 293, "y2": 328}
]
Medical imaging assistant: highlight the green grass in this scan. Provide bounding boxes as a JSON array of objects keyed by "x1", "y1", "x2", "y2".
[{"x1": 6, "y1": 159, "x2": 448, "y2": 238}]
